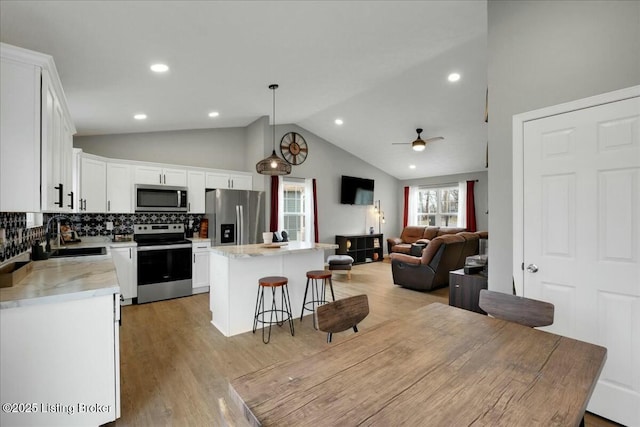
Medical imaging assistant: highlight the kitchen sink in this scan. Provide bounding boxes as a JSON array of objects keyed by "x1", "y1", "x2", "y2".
[{"x1": 49, "y1": 246, "x2": 107, "y2": 258}]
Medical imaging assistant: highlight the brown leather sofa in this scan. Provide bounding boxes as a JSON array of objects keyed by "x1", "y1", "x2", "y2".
[
  {"x1": 386, "y1": 226, "x2": 466, "y2": 255},
  {"x1": 390, "y1": 234, "x2": 466, "y2": 291},
  {"x1": 390, "y1": 231, "x2": 487, "y2": 291}
]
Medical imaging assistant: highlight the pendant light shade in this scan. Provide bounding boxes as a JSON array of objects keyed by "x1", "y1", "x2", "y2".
[{"x1": 256, "y1": 84, "x2": 291, "y2": 175}]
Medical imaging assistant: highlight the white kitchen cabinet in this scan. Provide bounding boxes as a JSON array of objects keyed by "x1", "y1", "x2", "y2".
[
  {"x1": 79, "y1": 155, "x2": 107, "y2": 213},
  {"x1": 192, "y1": 241, "x2": 210, "y2": 293},
  {"x1": 41, "y1": 69, "x2": 74, "y2": 212},
  {"x1": 205, "y1": 171, "x2": 252, "y2": 190},
  {"x1": 134, "y1": 165, "x2": 187, "y2": 187},
  {"x1": 0, "y1": 55, "x2": 41, "y2": 212},
  {"x1": 0, "y1": 293, "x2": 120, "y2": 426},
  {"x1": 112, "y1": 246, "x2": 137, "y2": 301},
  {"x1": 107, "y1": 162, "x2": 133, "y2": 213},
  {"x1": 1, "y1": 43, "x2": 74, "y2": 213},
  {"x1": 187, "y1": 170, "x2": 206, "y2": 213}
]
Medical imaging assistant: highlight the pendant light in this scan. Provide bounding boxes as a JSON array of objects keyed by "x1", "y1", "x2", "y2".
[{"x1": 256, "y1": 84, "x2": 291, "y2": 175}]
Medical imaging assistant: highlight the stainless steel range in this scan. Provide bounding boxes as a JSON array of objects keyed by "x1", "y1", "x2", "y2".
[{"x1": 134, "y1": 223, "x2": 192, "y2": 304}]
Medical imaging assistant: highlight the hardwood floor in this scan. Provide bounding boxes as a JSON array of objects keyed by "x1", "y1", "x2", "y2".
[{"x1": 113, "y1": 260, "x2": 617, "y2": 426}]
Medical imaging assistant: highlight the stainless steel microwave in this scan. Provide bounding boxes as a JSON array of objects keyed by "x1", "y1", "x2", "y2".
[{"x1": 135, "y1": 185, "x2": 188, "y2": 212}]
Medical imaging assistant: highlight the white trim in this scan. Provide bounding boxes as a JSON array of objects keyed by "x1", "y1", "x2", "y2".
[{"x1": 512, "y1": 85, "x2": 640, "y2": 296}]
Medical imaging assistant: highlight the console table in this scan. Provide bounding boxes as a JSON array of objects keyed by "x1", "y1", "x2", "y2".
[
  {"x1": 449, "y1": 268, "x2": 487, "y2": 314},
  {"x1": 335, "y1": 234, "x2": 383, "y2": 264}
]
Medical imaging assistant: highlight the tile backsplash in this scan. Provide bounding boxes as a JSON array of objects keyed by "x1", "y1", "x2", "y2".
[
  {"x1": 43, "y1": 212, "x2": 203, "y2": 237},
  {"x1": 0, "y1": 212, "x2": 45, "y2": 263},
  {"x1": 0, "y1": 211, "x2": 204, "y2": 264}
]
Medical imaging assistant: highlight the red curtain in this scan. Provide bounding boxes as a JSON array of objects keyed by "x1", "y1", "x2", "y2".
[
  {"x1": 466, "y1": 180, "x2": 477, "y2": 232},
  {"x1": 313, "y1": 179, "x2": 319, "y2": 243},
  {"x1": 403, "y1": 186, "x2": 409, "y2": 228},
  {"x1": 270, "y1": 176, "x2": 278, "y2": 232}
]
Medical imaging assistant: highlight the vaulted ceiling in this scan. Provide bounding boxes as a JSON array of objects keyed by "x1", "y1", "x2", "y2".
[{"x1": 0, "y1": 1, "x2": 487, "y2": 180}]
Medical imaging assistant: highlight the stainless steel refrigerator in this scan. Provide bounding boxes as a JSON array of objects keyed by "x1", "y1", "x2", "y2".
[{"x1": 205, "y1": 189, "x2": 265, "y2": 246}]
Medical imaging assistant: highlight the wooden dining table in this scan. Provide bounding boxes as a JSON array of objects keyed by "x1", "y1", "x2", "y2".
[{"x1": 230, "y1": 302, "x2": 606, "y2": 426}]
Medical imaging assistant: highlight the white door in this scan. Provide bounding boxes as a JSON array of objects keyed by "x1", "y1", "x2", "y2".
[
  {"x1": 187, "y1": 170, "x2": 206, "y2": 213},
  {"x1": 520, "y1": 93, "x2": 640, "y2": 426},
  {"x1": 162, "y1": 167, "x2": 187, "y2": 186}
]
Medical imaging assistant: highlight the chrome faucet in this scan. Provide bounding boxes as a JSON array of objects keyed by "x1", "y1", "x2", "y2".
[{"x1": 45, "y1": 214, "x2": 73, "y2": 252}]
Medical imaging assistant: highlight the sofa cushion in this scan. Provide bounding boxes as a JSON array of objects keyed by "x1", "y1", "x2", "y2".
[
  {"x1": 422, "y1": 227, "x2": 440, "y2": 240},
  {"x1": 421, "y1": 234, "x2": 465, "y2": 264},
  {"x1": 437, "y1": 227, "x2": 466, "y2": 236},
  {"x1": 391, "y1": 243, "x2": 412, "y2": 254},
  {"x1": 400, "y1": 226, "x2": 427, "y2": 244}
]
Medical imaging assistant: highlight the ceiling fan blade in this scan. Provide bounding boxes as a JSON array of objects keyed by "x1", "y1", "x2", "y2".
[
  {"x1": 423, "y1": 136, "x2": 444, "y2": 143},
  {"x1": 391, "y1": 142, "x2": 411, "y2": 145}
]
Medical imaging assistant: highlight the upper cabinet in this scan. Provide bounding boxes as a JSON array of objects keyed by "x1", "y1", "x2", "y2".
[
  {"x1": 134, "y1": 165, "x2": 187, "y2": 187},
  {"x1": 106, "y1": 162, "x2": 133, "y2": 213},
  {"x1": 205, "y1": 171, "x2": 252, "y2": 190},
  {"x1": 0, "y1": 54, "x2": 41, "y2": 212},
  {"x1": 0, "y1": 43, "x2": 75, "y2": 213},
  {"x1": 187, "y1": 170, "x2": 205, "y2": 213},
  {"x1": 79, "y1": 155, "x2": 107, "y2": 213}
]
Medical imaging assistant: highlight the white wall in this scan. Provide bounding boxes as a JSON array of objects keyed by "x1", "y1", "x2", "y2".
[
  {"x1": 400, "y1": 170, "x2": 488, "y2": 232},
  {"x1": 245, "y1": 116, "x2": 270, "y2": 192},
  {"x1": 487, "y1": 0, "x2": 640, "y2": 293}
]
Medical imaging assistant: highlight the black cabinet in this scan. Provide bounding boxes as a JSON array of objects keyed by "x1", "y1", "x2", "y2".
[
  {"x1": 335, "y1": 234, "x2": 383, "y2": 265},
  {"x1": 449, "y1": 269, "x2": 487, "y2": 314}
]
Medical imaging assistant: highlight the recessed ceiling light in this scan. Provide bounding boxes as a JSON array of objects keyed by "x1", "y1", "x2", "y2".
[
  {"x1": 150, "y1": 63, "x2": 169, "y2": 73},
  {"x1": 409, "y1": 165, "x2": 416, "y2": 169},
  {"x1": 335, "y1": 119, "x2": 344, "y2": 125},
  {"x1": 208, "y1": 111, "x2": 220, "y2": 118},
  {"x1": 134, "y1": 114, "x2": 147, "y2": 120},
  {"x1": 448, "y1": 72, "x2": 461, "y2": 82}
]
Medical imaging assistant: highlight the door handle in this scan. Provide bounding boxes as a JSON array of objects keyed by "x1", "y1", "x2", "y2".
[
  {"x1": 54, "y1": 183, "x2": 64, "y2": 207},
  {"x1": 67, "y1": 191, "x2": 74, "y2": 209},
  {"x1": 107, "y1": 200, "x2": 111, "y2": 211},
  {"x1": 526, "y1": 264, "x2": 539, "y2": 273}
]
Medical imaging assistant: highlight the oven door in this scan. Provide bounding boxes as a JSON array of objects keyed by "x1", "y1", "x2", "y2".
[{"x1": 136, "y1": 244, "x2": 192, "y2": 303}]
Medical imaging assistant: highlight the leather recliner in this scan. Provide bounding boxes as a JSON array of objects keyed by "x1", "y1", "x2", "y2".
[{"x1": 390, "y1": 234, "x2": 466, "y2": 291}]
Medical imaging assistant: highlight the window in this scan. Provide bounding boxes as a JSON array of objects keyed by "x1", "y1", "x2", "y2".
[
  {"x1": 415, "y1": 186, "x2": 459, "y2": 227},
  {"x1": 282, "y1": 179, "x2": 306, "y2": 241}
]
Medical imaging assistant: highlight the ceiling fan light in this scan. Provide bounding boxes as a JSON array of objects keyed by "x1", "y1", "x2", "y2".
[{"x1": 412, "y1": 140, "x2": 426, "y2": 151}]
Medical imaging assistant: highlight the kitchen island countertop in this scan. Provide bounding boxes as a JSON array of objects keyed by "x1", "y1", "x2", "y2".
[{"x1": 210, "y1": 241, "x2": 337, "y2": 258}]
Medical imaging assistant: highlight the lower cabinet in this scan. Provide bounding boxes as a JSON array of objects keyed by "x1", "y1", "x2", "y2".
[
  {"x1": 192, "y1": 241, "x2": 210, "y2": 293},
  {"x1": 0, "y1": 293, "x2": 120, "y2": 426},
  {"x1": 449, "y1": 269, "x2": 488, "y2": 314},
  {"x1": 112, "y1": 246, "x2": 137, "y2": 301}
]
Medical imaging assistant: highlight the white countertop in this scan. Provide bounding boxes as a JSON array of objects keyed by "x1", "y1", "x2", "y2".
[
  {"x1": 0, "y1": 254, "x2": 119, "y2": 309},
  {"x1": 210, "y1": 242, "x2": 338, "y2": 258}
]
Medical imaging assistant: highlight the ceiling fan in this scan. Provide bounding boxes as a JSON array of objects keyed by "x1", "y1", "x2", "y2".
[{"x1": 392, "y1": 128, "x2": 444, "y2": 152}]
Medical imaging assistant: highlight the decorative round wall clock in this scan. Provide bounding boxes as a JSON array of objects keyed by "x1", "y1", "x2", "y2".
[{"x1": 280, "y1": 132, "x2": 308, "y2": 165}]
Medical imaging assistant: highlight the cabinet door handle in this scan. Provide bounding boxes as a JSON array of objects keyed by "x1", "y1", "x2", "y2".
[
  {"x1": 159, "y1": 173, "x2": 162, "y2": 184},
  {"x1": 54, "y1": 183, "x2": 64, "y2": 207},
  {"x1": 129, "y1": 248, "x2": 132, "y2": 258},
  {"x1": 163, "y1": 174, "x2": 166, "y2": 184},
  {"x1": 107, "y1": 200, "x2": 111, "y2": 211},
  {"x1": 67, "y1": 191, "x2": 74, "y2": 209},
  {"x1": 193, "y1": 254, "x2": 196, "y2": 263},
  {"x1": 83, "y1": 199, "x2": 87, "y2": 211},
  {"x1": 188, "y1": 202, "x2": 191, "y2": 211}
]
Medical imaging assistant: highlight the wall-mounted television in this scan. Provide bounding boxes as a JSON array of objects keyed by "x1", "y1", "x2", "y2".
[{"x1": 340, "y1": 175, "x2": 374, "y2": 205}]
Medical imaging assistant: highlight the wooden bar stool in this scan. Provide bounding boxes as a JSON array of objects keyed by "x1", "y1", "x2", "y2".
[
  {"x1": 252, "y1": 276, "x2": 294, "y2": 344},
  {"x1": 300, "y1": 270, "x2": 335, "y2": 328}
]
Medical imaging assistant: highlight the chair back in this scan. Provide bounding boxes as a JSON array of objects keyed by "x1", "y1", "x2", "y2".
[
  {"x1": 315, "y1": 295, "x2": 369, "y2": 341},
  {"x1": 478, "y1": 289, "x2": 554, "y2": 328}
]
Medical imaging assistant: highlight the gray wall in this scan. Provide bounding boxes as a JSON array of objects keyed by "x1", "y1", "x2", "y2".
[
  {"x1": 74, "y1": 127, "x2": 247, "y2": 171},
  {"x1": 75, "y1": 120, "x2": 399, "y2": 250},
  {"x1": 399, "y1": 170, "x2": 488, "y2": 233},
  {"x1": 487, "y1": 0, "x2": 640, "y2": 293}
]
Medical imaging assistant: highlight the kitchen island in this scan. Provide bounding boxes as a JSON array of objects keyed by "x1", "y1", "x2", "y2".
[
  {"x1": 209, "y1": 242, "x2": 338, "y2": 337},
  {"x1": 0, "y1": 255, "x2": 121, "y2": 426}
]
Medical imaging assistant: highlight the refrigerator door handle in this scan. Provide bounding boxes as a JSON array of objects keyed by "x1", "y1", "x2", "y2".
[
  {"x1": 239, "y1": 204, "x2": 244, "y2": 244},
  {"x1": 235, "y1": 205, "x2": 239, "y2": 243}
]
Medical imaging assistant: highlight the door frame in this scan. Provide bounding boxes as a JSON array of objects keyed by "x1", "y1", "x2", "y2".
[{"x1": 512, "y1": 85, "x2": 640, "y2": 297}]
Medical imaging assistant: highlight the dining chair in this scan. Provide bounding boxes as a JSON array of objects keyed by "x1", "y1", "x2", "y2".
[
  {"x1": 314, "y1": 294, "x2": 369, "y2": 343},
  {"x1": 478, "y1": 289, "x2": 554, "y2": 328}
]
